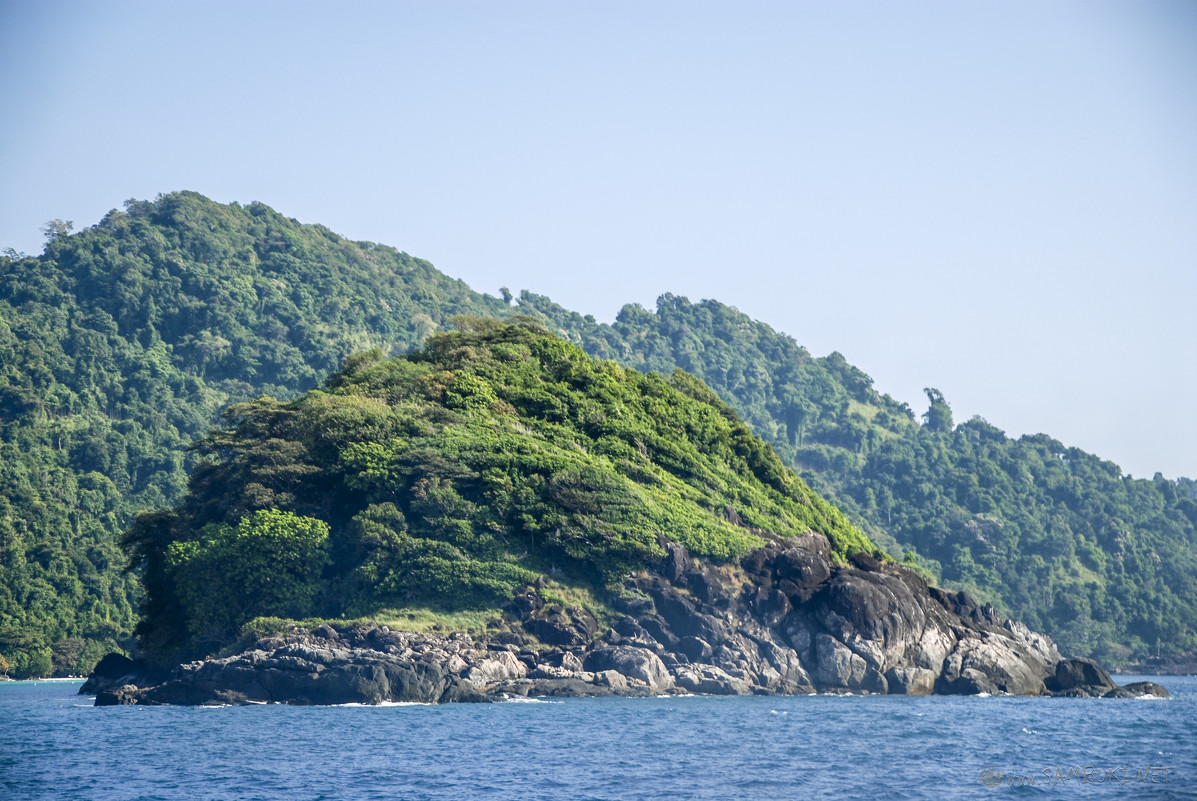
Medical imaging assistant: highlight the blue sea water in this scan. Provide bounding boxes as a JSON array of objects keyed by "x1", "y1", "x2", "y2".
[{"x1": 2, "y1": 677, "x2": 1193, "y2": 800}]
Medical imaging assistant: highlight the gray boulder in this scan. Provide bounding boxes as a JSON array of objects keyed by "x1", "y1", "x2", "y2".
[
  {"x1": 463, "y1": 650, "x2": 527, "y2": 688},
  {"x1": 673, "y1": 663, "x2": 753, "y2": 695},
  {"x1": 584, "y1": 646, "x2": 673, "y2": 692},
  {"x1": 938, "y1": 634, "x2": 1049, "y2": 696},
  {"x1": 813, "y1": 633, "x2": 867, "y2": 689},
  {"x1": 885, "y1": 666, "x2": 937, "y2": 695}
]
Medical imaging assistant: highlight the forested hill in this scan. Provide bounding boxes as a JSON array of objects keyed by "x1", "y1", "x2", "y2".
[
  {"x1": 127, "y1": 319, "x2": 873, "y2": 661},
  {"x1": 1, "y1": 192, "x2": 1193, "y2": 675}
]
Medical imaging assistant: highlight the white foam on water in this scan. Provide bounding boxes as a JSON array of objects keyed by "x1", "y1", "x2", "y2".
[{"x1": 502, "y1": 695, "x2": 561, "y2": 704}]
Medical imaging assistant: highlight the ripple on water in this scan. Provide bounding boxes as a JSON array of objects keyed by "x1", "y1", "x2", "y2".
[{"x1": 3, "y1": 678, "x2": 1195, "y2": 801}]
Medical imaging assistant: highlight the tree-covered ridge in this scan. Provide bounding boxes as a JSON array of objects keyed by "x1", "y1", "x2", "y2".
[
  {"x1": 1, "y1": 191, "x2": 1192, "y2": 674},
  {"x1": 520, "y1": 293, "x2": 1197, "y2": 661},
  {"x1": 0, "y1": 192, "x2": 509, "y2": 676},
  {"x1": 126, "y1": 319, "x2": 874, "y2": 660}
]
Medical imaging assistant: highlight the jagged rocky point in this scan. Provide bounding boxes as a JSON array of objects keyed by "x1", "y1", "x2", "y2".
[{"x1": 81, "y1": 533, "x2": 1167, "y2": 705}]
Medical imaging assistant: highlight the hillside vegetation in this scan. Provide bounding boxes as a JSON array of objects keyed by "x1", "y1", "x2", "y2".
[
  {"x1": 0, "y1": 192, "x2": 1192, "y2": 675},
  {"x1": 125, "y1": 319, "x2": 872, "y2": 660}
]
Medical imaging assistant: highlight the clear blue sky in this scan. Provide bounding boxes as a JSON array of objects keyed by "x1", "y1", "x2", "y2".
[{"x1": 2, "y1": 0, "x2": 1194, "y2": 479}]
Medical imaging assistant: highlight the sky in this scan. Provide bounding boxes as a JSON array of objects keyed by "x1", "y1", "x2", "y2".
[{"x1": 1, "y1": 0, "x2": 1194, "y2": 480}]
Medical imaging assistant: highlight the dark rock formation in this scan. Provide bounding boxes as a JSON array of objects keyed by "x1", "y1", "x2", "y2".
[
  {"x1": 1045, "y1": 657, "x2": 1116, "y2": 697},
  {"x1": 90, "y1": 627, "x2": 493, "y2": 706},
  {"x1": 1109, "y1": 681, "x2": 1170, "y2": 699},
  {"x1": 83, "y1": 535, "x2": 1168, "y2": 705},
  {"x1": 1042, "y1": 657, "x2": 1168, "y2": 698}
]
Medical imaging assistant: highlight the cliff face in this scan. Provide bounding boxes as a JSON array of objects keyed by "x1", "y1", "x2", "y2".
[
  {"x1": 82, "y1": 534, "x2": 1165, "y2": 704},
  {"x1": 518, "y1": 533, "x2": 1066, "y2": 698}
]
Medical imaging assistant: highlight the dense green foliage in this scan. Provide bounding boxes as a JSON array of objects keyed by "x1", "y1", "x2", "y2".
[
  {"x1": 1, "y1": 192, "x2": 1192, "y2": 672},
  {"x1": 165, "y1": 509, "x2": 330, "y2": 646},
  {"x1": 127, "y1": 319, "x2": 871, "y2": 659}
]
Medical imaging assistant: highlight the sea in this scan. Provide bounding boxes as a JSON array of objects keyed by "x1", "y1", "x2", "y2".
[{"x1": 2, "y1": 676, "x2": 1193, "y2": 800}]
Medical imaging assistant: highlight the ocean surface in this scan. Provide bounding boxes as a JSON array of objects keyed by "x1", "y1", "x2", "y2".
[{"x1": 2, "y1": 676, "x2": 1193, "y2": 800}]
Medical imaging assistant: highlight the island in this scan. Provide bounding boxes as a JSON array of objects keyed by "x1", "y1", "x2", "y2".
[{"x1": 82, "y1": 320, "x2": 1166, "y2": 704}]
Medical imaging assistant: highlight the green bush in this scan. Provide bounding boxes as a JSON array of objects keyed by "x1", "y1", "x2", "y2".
[{"x1": 165, "y1": 509, "x2": 329, "y2": 649}]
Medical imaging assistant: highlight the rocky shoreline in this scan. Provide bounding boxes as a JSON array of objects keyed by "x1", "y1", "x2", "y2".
[{"x1": 82, "y1": 534, "x2": 1169, "y2": 705}]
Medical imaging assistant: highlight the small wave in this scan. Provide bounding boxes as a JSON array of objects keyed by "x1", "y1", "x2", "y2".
[
  {"x1": 1022, "y1": 727, "x2": 1039, "y2": 734},
  {"x1": 770, "y1": 709, "x2": 788, "y2": 716},
  {"x1": 497, "y1": 694, "x2": 560, "y2": 704},
  {"x1": 975, "y1": 692, "x2": 991, "y2": 698}
]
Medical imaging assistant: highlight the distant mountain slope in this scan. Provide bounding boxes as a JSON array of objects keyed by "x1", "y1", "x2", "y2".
[
  {"x1": 525, "y1": 293, "x2": 1197, "y2": 661},
  {"x1": 0, "y1": 192, "x2": 1192, "y2": 675}
]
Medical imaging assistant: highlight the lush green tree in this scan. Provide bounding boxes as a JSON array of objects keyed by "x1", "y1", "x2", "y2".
[
  {"x1": 921, "y1": 388, "x2": 953, "y2": 433},
  {"x1": 40, "y1": 219, "x2": 73, "y2": 242},
  {"x1": 166, "y1": 509, "x2": 329, "y2": 649}
]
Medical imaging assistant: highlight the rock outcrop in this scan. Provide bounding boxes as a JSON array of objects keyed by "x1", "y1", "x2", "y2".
[{"x1": 83, "y1": 535, "x2": 1168, "y2": 705}]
